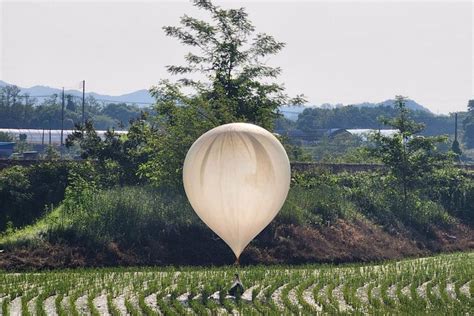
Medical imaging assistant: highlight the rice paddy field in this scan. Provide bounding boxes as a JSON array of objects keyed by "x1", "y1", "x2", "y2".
[{"x1": 0, "y1": 252, "x2": 472, "y2": 315}]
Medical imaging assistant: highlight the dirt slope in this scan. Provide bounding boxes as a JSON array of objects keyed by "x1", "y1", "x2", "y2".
[{"x1": 1, "y1": 219, "x2": 473, "y2": 270}]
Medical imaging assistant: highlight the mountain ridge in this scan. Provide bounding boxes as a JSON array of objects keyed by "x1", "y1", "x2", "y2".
[
  {"x1": 0, "y1": 80, "x2": 155, "y2": 105},
  {"x1": 1, "y1": 80, "x2": 432, "y2": 117}
]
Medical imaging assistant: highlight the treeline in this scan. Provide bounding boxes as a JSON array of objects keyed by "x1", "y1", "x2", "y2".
[
  {"x1": 2, "y1": 83, "x2": 469, "y2": 144},
  {"x1": 0, "y1": 85, "x2": 143, "y2": 130},
  {"x1": 288, "y1": 105, "x2": 460, "y2": 136}
]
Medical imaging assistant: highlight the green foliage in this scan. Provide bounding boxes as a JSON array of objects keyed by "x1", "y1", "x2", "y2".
[
  {"x1": 55, "y1": 182, "x2": 199, "y2": 246},
  {"x1": 451, "y1": 139, "x2": 462, "y2": 157},
  {"x1": 341, "y1": 171, "x2": 458, "y2": 231},
  {"x1": 281, "y1": 136, "x2": 312, "y2": 162},
  {"x1": 0, "y1": 252, "x2": 472, "y2": 314},
  {"x1": 424, "y1": 167, "x2": 474, "y2": 223},
  {"x1": 101, "y1": 103, "x2": 142, "y2": 127},
  {"x1": 280, "y1": 171, "x2": 355, "y2": 225},
  {"x1": 65, "y1": 121, "x2": 103, "y2": 158},
  {"x1": 0, "y1": 131, "x2": 13, "y2": 142},
  {"x1": 371, "y1": 96, "x2": 453, "y2": 213},
  {"x1": 0, "y1": 85, "x2": 142, "y2": 130},
  {"x1": 463, "y1": 122, "x2": 474, "y2": 148},
  {"x1": 141, "y1": 0, "x2": 304, "y2": 187},
  {"x1": 66, "y1": 119, "x2": 149, "y2": 185},
  {"x1": 138, "y1": 93, "x2": 215, "y2": 187},
  {"x1": 296, "y1": 104, "x2": 456, "y2": 136},
  {"x1": 42, "y1": 145, "x2": 60, "y2": 160},
  {"x1": 159, "y1": 0, "x2": 293, "y2": 129},
  {"x1": 307, "y1": 134, "x2": 378, "y2": 163},
  {"x1": 0, "y1": 163, "x2": 70, "y2": 231},
  {"x1": 13, "y1": 137, "x2": 32, "y2": 154},
  {"x1": 0, "y1": 160, "x2": 133, "y2": 233},
  {"x1": 463, "y1": 100, "x2": 474, "y2": 148}
]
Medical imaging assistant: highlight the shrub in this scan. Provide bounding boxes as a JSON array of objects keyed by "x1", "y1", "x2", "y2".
[
  {"x1": 0, "y1": 160, "x2": 129, "y2": 232},
  {"x1": 340, "y1": 171, "x2": 454, "y2": 230},
  {"x1": 0, "y1": 163, "x2": 70, "y2": 231},
  {"x1": 51, "y1": 182, "x2": 200, "y2": 247},
  {"x1": 423, "y1": 167, "x2": 474, "y2": 223},
  {"x1": 283, "y1": 170, "x2": 356, "y2": 224}
]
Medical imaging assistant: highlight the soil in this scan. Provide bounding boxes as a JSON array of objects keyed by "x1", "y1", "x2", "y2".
[{"x1": 0, "y1": 219, "x2": 473, "y2": 270}]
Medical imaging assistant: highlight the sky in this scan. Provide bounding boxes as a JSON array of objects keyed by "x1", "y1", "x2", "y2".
[{"x1": 0, "y1": 0, "x2": 472, "y2": 114}]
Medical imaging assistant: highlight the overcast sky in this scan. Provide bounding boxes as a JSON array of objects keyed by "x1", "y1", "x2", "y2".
[{"x1": 0, "y1": 0, "x2": 472, "y2": 114}]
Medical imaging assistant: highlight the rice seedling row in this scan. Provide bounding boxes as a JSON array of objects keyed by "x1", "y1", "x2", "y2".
[{"x1": 0, "y1": 252, "x2": 472, "y2": 315}]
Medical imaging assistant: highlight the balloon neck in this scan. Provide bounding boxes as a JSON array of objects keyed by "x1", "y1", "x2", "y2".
[{"x1": 234, "y1": 257, "x2": 240, "y2": 266}]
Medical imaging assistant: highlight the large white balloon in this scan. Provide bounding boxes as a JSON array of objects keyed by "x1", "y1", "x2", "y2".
[{"x1": 183, "y1": 122, "x2": 291, "y2": 259}]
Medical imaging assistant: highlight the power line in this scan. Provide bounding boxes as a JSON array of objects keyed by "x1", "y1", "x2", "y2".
[{"x1": 91, "y1": 98, "x2": 155, "y2": 105}]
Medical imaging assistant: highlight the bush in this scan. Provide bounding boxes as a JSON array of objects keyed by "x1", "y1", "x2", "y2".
[
  {"x1": 0, "y1": 160, "x2": 130, "y2": 232},
  {"x1": 0, "y1": 163, "x2": 70, "y2": 231},
  {"x1": 50, "y1": 181, "x2": 200, "y2": 247},
  {"x1": 342, "y1": 172, "x2": 399, "y2": 225},
  {"x1": 2, "y1": 165, "x2": 472, "y2": 252},
  {"x1": 281, "y1": 170, "x2": 356, "y2": 225},
  {"x1": 34, "y1": 169, "x2": 358, "y2": 248},
  {"x1": 340, "y1": 171, "x2": 454, "y2": 231},
  {"x1": 423, "y1": 167, "x2": 474, "y2": 223}
]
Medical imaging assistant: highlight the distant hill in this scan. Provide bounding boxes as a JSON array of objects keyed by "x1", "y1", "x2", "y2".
[
  {"x1": 353, "y1": 99, "x2": 431, "y2": 113},
  {"x1": 0, "y1": 80, "x2": 432, "y2": 114},
  {"x1": 0, "y1": 80, "x2": 155, "y2": 106},
  {"x1": 280, "y1": 99, "x2": 431, "y2": 121}
]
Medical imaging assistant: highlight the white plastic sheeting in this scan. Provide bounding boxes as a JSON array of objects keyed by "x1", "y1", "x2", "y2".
[
  {"x1": 0, "y1": 129, "x2": 127, "y2": 145},
  {"x1": 183, "y1": 123, "x2": 291, "y2": 259}
]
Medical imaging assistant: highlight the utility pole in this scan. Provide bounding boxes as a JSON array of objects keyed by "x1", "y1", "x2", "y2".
[
  {"x1": 61, "y1": 88, "x2": 65, "y2": 146},
  {"x1": 454, "y1": 113, "x2": 458, "y2": 142},
  {"x1": 82, "y1": 80, "x2": 85, "y2": 125},
  {"x1": 452, "y1": 112, "x2": 462, "y2": 160}
]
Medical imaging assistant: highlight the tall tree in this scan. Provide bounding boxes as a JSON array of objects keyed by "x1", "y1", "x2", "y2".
[
  {"x1": 371, "y1": 96, "x2": 451, "y2": 211},
  {"x1": 141, "y1": 0, "x2": 304, "y2": 187},
  {"x1": 155, "y1": 0, "x2": 301, "y2": 129}
]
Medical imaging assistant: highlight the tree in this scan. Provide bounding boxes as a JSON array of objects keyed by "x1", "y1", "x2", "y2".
[
  {"x1": 468, "y1": 99, "x2": 474, "y2": 111},
  {"x1": 14, "y1": 134, "x2": 32, "y2": 154},
  {"x1": 141, "y1": 0, "x2": 304, "y2": 187},
  {"x1": 43, "y1": 145, "x2": 60, "y2": 160},
  {"x1": 463, "y1": 99, "x2": 474, "y2": 148},
  {"x1": 451, "y1": 139, "x2": 462, "y2": 158},
  {"x1": 157, "y1": 0, "x2": 296, "y2": 129},
  {"x1": 371, "y1": 96, "x2": 452, "y2": 211},
  {"x1": 66, "y1": 119, "x2": 150, "y2": 185},
  {"x1": 0, "y1": 132, "x2": 13, "y2": 142},
  {"x1": 66, "y1": 94, "x2": 76, "y2": 112},
  {"x1": 102, "y1": 103, "x2": 141, "y2": 127}
]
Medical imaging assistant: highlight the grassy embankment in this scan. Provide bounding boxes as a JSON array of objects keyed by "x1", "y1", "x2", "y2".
[{"x1": 1, "y1": 169, "x2": 473, "y2": 269}]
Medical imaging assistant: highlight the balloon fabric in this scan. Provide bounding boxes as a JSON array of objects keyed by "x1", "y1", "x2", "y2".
[{"x1": 183, "y1": 123, "x2": 291, "y2": 259}]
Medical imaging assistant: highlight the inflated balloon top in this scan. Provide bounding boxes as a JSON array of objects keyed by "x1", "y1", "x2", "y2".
[{"x1": 183, "y1": 122, "x2": 291, "y2": 260}]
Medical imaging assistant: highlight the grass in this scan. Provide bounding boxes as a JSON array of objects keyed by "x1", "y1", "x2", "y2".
[
  {"x1": 0, "y1": 252, "x2": 472, "y2": 315},
  {"x1": 0, "y1": 207, "x2": 63, "y2": 247}
]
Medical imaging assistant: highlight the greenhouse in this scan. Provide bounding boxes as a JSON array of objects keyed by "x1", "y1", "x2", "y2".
[{"x1": 0, "y1": 128, "x2": 127, "y2": 145}]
